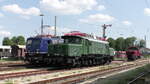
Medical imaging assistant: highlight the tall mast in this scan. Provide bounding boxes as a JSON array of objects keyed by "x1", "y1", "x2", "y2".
[
  {"x1": 40, "y1": 14, "x2": 44, "y2": 35},
  {"x1": 54, "y1": 16, "x2": 57, "y2": 36},
  {"x1": 102, "y1": 24, "x2": 112, "y2": 39}
]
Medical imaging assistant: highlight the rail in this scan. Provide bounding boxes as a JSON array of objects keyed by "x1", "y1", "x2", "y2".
[{"x1": 127, "y1": 71, "x2": 150, "y2": 84}]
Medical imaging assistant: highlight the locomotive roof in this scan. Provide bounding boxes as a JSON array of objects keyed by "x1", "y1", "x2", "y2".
[
  {"x1": 28, "y1": 36, "x2": 61, "y2": 40},
  {"x1": 62, "y1": 35, "x2": 109, "y2": 44},
  {"x1": 128, "y1": 46, "x2": 139, "y2": 49},
  {"x1": 0, "y1": 46, "x2": 11, "y2": 49}
]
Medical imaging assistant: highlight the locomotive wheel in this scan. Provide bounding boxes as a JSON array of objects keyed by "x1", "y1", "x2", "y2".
[
  {"x1": 133, "y1": 56, "x2": 136, "y2": 60},
  {"x1": 88, "y1": 60, "x2": 92, "y2": 66},
  {"x1": 106, "y1": 59, "x2": 111, "y2": 65},
  {"x1": 72, "y1": 59, "x2": 76, "y2": 67},
  {"x1": 77, "y1": 60, "x2": 81, "y2": 67},
  {"x1": 85, "y1": 60, "x2": 88, "y2": 66},
  {"x1": 93, "y1": 59, "x2": 96, "y2": 65},
  {"x1": 138, "y1": 56, "x2": 141, "y2": 59},
  {"x1": 101, "y1": 59, "x2": 105, "y2": 65},
  {"x1": 96, "y1": 60, "x2": 99, "y2": 65}
]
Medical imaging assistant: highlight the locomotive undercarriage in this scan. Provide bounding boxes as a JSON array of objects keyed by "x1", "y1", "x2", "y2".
[
  {"x1": 26, "y1": 54, "x2": 113, "y2": 67},
  {"x1": 127, "y1": 55, "x2": 141, "y2": 61},
  {"x1": 42, "y1": 54, "x2": 113, "y2": 67},
  {"x1": 25, "y1": 53, "x2": 46, "y2": 65}
]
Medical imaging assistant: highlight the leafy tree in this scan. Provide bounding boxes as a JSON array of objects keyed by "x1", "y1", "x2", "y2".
[
  {"x1": 11, "y1": 36, "x2": 17, "y2": 45},
  {"x1": 2, "y1": 37, "x2": 12, "y2": 45},
  {"x1": 107, "y1": 38, "x2": 116, "y2": 49},
  {"x1": 2, "y1": 36, "x2": 25, "y2": 46},
  {"x1": 139, "y1": 40, "x2": 146, "y2": 48},
  {"x1": 115, "y1": 37, "x2": 125, "y2": 51},
  {"x1": 124, "y1": 37, "x2": 136, "y2": 50},
  {"x1": 16, "y1": 36, "x2": 25, "y2": 45}
]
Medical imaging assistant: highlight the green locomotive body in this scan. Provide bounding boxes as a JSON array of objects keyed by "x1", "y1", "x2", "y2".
[
  {"x1": 109, "y1": 48, "x2": 115, "y2": 56},
  {"x1": 48, "y1": 35, "x2": 114, "y2": 66}
]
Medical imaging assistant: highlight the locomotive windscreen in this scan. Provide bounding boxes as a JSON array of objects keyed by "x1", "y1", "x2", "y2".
[
  {"x1": 27, "y1": 39, "x2": 41, "y2": 48},
  {"x1": 63, "y1": 37, "x2": 81, "y2": 44},
  {"x1": 128, "y1": 47, "x2": 138, "y2": 50}
]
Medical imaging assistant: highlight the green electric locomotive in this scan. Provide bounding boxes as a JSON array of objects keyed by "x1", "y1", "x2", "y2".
[{"x1": 48, "y1": 35, "x2": 114, "y2": 66}]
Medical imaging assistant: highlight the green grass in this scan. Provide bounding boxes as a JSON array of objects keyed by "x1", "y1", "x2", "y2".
[
  {"x1": 4, "y1": 80, "x2": 13, "y2": 84},
  {"x1": 114, "y1": 57, "x2": 127, "y2": 61},
  {"x1": 143, "y1": 55, "x2": 150, "y2": 58},
  {"x1": 0, "y1": 57, "x2": 21, "y2": 62},
  {"x1": 95, "y1": 64, "x2": 150, "y2": 84}
]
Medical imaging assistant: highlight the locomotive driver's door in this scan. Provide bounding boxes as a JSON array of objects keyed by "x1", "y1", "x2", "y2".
[{"x1": 83, "y1": 39, "x2": 89, "y2": 55}]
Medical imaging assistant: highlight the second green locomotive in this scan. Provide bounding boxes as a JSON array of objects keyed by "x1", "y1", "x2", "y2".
[{"x1": 48, "y1": 35, "x2": 114, "y2": 66}]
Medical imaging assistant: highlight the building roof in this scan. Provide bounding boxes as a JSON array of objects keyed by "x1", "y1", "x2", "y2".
[
  {"x1": 0, "y1": 46, "x2": 11, "y2": 49},
  {"x1": 18, "y1": 45, "x2": 25, "y2": 48}
]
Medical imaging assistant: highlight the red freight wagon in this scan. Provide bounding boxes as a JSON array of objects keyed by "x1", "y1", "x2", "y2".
[{"x1": 115, "y1": 51, "x2": 127, "y2": 58}]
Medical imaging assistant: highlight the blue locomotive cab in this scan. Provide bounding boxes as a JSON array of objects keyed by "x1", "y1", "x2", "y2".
[
  {"x1": 26, "y1": 37, "x2": 51, "y2": 54},
  {"x1": 25, "y1": 36, "x2": 63, "y2": 64}
]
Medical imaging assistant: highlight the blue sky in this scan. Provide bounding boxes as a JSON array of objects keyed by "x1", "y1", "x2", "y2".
[{"x1": 0, "y1": 0, "x2": 150, "y2": 47}]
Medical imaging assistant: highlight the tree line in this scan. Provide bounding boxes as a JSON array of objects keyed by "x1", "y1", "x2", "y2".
[
  {"x1": 2, "y1": 35, "x2": 146, "y2": 51},
  {"x1": 2, "y1": 36, "x2": 25, "y2": 46},
  {"x1": 107, "y1": 37, "x2": 146, "y2": 51}
]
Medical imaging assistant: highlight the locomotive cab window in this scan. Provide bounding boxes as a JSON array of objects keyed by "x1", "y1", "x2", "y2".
[
  {"x1": 63, "y1": 36, "x2": 82, "y2": 44},
  {"x1": 27, "y1": 40, "x2": 32, "y2": 45},
  {"x1": 27, "y1": 39, "x2": 41, "y2": 47}
]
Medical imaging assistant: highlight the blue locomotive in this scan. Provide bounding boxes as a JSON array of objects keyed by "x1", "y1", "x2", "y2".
[{"x1": 25, "y1": 35, "x2": 63, "y2": 64}]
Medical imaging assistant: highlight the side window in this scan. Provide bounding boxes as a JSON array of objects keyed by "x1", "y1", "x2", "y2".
[
  {"x1": 27, "y1": 40, "x2": 32, "y2": 45},
  {"x1": 85, "y1": 39, "x2": 89, "y2": 45},
  {"x1": 75, "y1": 38, "x2": 81, "y2": 43},
  {"x1": 88, "y1": 40, "x2": 91, "y2": 45}
]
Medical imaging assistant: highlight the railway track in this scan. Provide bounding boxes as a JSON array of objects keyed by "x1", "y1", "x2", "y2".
[
  {"x1": 0, "y1": 66, "x2": 26, "y2": 71},
  {"x1": 29, "y1": 59, "x2": 149, "y2": 84},
  {"x1": 0, "y1": 59, "x2": 148, "y2": 84},
  {"x1": 0, "y1": 61, "x2": 25, "y2": 67},
  {"x1": 0, "y1": 69, "x2": 53, "y2": 80},
  {"x1": 0, "y1": 63, "x2": 33, "y2": 71},
  {"x1": 127, "y1": 70, "x2": 150, "y2": 84}
]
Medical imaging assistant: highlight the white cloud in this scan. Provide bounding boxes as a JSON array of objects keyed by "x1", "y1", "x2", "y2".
[
  {"x1": 40, "y1": 0, "x2": 97, "y2": 15},
  {"x1": 45, "y1": 26, "x2": 73, "y2": 33},
  {"x1": 144, "y1": 8, "x2": 150, "y2": 16},
  {"x1": 2, "y1": 4, "x2": 41, "y2": 16},
  {"x1": 79, "y1": 13, "x2": 115, "y2": 23},
  {"x1": 0, "y1": 30, "x2": 11, "y2": 36},
  {"x1": 0, "y1": 12, "x2": 4, "y2": 17},
  {"x1": 96, "y1": 5, "x2": 105, "y2": 11},
  {"x1": 122, "y1": 21, "x2": 132, "y2": 26},
  {"x1": 38, "y1": 26, "x2": 75, "y2": 35},
  {"x1": 0, "y1": 26, "x2": 11, "y2": 36}
]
